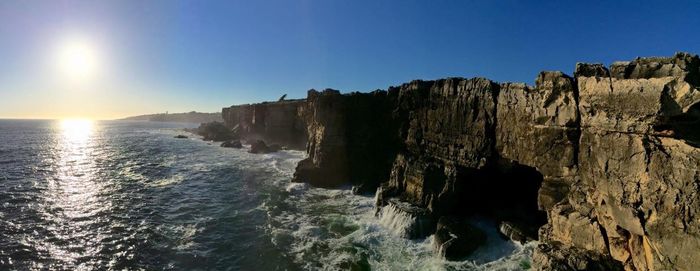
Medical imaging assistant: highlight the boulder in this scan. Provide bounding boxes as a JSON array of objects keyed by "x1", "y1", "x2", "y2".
[
  {"x1": 377, "y1": 198, "x2": 436, "y2": 239},
  {"x1": 220, "y1": 140, "x2": 242, "y2": 148},
  {"x1": 195, "y1": 121, "x2": 237, "y2": 141},
  {"x1": 498, "y1": 221, "x2": 535, "y2": 244},
  {"x1": 174, "y1": 134, "x2": 188, "y2": 139},
  {"x1": 249, "y1": 140, "x2": 278, "y2": 154},
  {"x1": 433, "y1": 216, "x2": 486, "y2": 260}
]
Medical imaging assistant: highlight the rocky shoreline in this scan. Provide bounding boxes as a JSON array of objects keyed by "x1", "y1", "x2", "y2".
[{"x1": 196, "y1": 53, "x2": 699, "y2": 270}]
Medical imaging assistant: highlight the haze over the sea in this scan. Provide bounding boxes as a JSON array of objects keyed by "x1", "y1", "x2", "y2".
[{"x1": 1, "y1": 0, "x2": 699, "y2": 119}]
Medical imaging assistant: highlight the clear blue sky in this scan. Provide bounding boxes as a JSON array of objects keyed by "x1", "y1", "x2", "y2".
[{"x1": 1, "y1": 0, "x2": 699, "y2": 119}]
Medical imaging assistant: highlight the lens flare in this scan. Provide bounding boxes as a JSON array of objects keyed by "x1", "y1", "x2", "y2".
[{"x1": 54, "y1": 37, "x2": 100, "y2": 81}]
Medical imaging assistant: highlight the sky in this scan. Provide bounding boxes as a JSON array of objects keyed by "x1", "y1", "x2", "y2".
[{"x1": 1, "y1": 1, "x2": 699, "y2": 120}]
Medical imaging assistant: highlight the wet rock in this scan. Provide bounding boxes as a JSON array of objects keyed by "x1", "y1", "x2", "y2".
[
  {"x1": 377, "y1": 198, "x2": 435, "y2": 239},
  {"x1": 433, "y1": 216, "x2": 486, "y2": 260},
  {"x1": 174, "y1": 134, "x2": 188, "y2": 139},
  {"x1": 258, "y1": 52, "x2": 700, "y2": 269},
  {"x1": 220, "y1": 140, "x2": 242, "y2": 148},
  {"x1": 249, "y1": 140, "x2": 278, "y2": 154},
  {"x1": 498, "y1": 221, "x2": 535, "y2": 244},
  {"x1": 195, "y1": 121, "x2": 237, "y2": 141}
]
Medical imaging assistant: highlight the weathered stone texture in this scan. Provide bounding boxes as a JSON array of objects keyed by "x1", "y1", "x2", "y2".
[
  {"x1": 293, "y1": 89, "x2": 398, "y2": 190},
  {"x1": 245, "y1": 52, "x2": 700, "y2": 269},
  {"x1": 565, "y1": 53, "x2": 700, "y2": 270},
  {"x1": 496, "y1": 72, "x2": 579, "y2": 176},
  {"x1": 222, "y1": 100, "x2": 307, "y2": 149}
]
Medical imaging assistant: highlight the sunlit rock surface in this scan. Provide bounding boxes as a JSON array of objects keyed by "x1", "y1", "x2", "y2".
[{"x1": 219, "y1": 52, "x2": 700, "y2": 269}]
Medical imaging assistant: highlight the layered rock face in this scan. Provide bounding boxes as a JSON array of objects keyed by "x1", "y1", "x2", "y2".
[
  {"x1": 383, "y1": 78, "x2": 501, "y2": 215},
  {"x1": 221, "y1": 53, "x2": 699, "y2": 270},
  {"x1": 293, "y1": 89, "x2": 398, "y2": 190},
  {"x1": 537, "y1": 53, "x2": 700, "y2": 271},
  {"x1": 222, "y1": 99, "x2": 307, "y2": 149}
]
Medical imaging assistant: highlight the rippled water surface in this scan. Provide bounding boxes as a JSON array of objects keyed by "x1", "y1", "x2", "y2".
[{"x1": 0, "y1": 120, "x2": 533, "y2": 270}]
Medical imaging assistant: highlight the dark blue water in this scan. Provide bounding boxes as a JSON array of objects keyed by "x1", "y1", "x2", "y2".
[{"x1": 0, "y1": 120, "x2": 532, "y2": 271}]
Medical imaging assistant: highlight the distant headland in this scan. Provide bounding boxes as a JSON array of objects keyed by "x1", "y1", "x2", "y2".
[{"x1": 120, "y1": 111, "x2": 222, "y2": 123}]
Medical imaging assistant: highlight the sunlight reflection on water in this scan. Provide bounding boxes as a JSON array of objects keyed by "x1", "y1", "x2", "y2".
[{"x1": 39, "y1": 119, "x2": 110, "y2": 268}]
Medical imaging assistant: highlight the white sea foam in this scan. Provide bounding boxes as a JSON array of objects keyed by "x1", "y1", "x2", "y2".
[
  {"x1": 195, "y1": 143, "x2": 536, "y2": 270},
  {"x1": 377, "y1": 203, "x2": 415, "y2": 237},
  {"x1": 256, "y1": 159, "x2": 537, "y2": 270}
]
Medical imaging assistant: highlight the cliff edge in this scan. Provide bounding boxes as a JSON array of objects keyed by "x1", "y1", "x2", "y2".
[{"x1": 221, "y1": 53, "x2": 700, "y2": 270}]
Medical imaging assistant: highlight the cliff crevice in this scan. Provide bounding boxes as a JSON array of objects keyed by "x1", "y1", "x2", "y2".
[{"x1": 220, "y1": 52, "x2": 700, "y2": 270}]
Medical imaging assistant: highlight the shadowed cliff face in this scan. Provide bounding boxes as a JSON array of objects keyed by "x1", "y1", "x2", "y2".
[
  {"x1": 221, "y1": 53, "x2": 700, "y2": 270},
  {"x1": 222, "y1": 100, "x2": 307, "y2": 149},
  {"x1": 292, "y1": 89, "x2": 399, "y2": 191}
]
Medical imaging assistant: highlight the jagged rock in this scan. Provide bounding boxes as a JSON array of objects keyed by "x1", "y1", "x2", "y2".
[
  {"x1": 532, "y1": 242, "x2": 624, "y2": 271},
  {"x1": 385, "y1": 78, "x2": 499, "y2": 213},
  {"x1": 220, "y1": 140, "x2": 242, "y2": 148},
  {"x1": 609, "y1": 52, "x2": 700, "y2": 84},
  {"x1": 433, "y1": 216, "x2": 486, "y2": 260},
  {"x1": 293, "y1": 89, "x2": 398, "y2": 189},
  {"x1": 393, "y1": 78, "x2": 498, "y2": 168},
  {"x1": 195, "y1": 121, "x2": 236, "y2": 141},
  {"x1": 215, "y1": 53, "x2": 700, "y2": 270},
  {"x1": 498, "y1": 221, "x2": 535, "y2": 244},
  {"x1": 222, "y1": 100, "x2": 307, "y2": 149},
  {"x1": 539, "y1": 202, "x2": 608, "y2": 253},
  {"x1": 496, "y1": 72, "x2": 579, "y2": 178},
  {"x1": 576, "y1": 53, "x2": 700, "y2": 134},
  {"x1": 377, "y1": 198, "x2": 436, "y2": 239},
  {"x1": 174, "y1": 134, "x2": 188, "y2": 139},
  {"x1": 572, "y1": 53, "x2": 700, "y2": 270},
  {"x1": 537, "y1": 177, "x2": 572, "y2": 211},
  {"x1": 248, "y1": 140, "x2": 278, "y2": 154}
]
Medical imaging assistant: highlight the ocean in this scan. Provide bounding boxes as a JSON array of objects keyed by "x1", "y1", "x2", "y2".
[{"x1": 0, "y1": 119, "x2": 534, "y2": 270}]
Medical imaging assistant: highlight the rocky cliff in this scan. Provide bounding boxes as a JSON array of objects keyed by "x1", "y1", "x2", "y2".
[
  {"x1": 222, "y1": 99, "x2": 307, "y2": 149},
  {"x1": 293, "y1": 89, "x2": 399, "y2": 190},
  {"x1": 224, "y1": 53, "x2": 700, "y2": 270},
  {"x1": 537, "y1": 54, "x2": 700, "y2": 271}
]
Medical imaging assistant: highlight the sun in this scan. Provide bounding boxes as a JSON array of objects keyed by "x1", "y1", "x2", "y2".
[
  {"x1": 60, "y1": 119, "x2": 93, "y2": 141},
  {"x1": 54, "y1": 37, "x2": 100, "y2": 81}
]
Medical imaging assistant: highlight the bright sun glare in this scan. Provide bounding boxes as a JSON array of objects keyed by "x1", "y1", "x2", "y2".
[
  {"x1": 54, "y1": 37, "x2": 100, "y2": 81},
  {"x1": 60, "y1": 119, "x2": 93, "y2": 141}
]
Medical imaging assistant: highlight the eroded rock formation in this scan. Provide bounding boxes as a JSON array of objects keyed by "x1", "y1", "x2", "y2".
[
  {"x1": 538, "y1": 53, "x2": 700, "y2": 271},
  {"x1": 293, "y1": 89, "x2": 398, "y2": 190},
  {"x1": 222, "y1": 99, "x2": 307, "y2": 149},
  {"x1": 221, "y1": 53, "x2": 700, "y2": 270}
]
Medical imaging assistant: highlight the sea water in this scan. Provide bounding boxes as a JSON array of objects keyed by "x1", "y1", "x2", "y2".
[{"x1": 0, "y1": 119, "x2": 534, "y2": 270}]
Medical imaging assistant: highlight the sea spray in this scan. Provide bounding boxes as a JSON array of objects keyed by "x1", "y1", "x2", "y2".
[{"x1": 376, "y1": 198, "x2": 435, "y2": 239}]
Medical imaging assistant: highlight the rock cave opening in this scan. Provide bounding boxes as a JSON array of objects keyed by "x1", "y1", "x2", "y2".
[
  {"x1": 654, "y1": 102, "x2": 700, "y2": 147},
  {"x1": 455, "y1": 159, "x2": 548, "y2": 242}
]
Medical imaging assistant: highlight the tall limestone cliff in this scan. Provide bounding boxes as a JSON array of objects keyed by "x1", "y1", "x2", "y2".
[
  {"x1": 221, "y1": 53, "x2": 700, "y2": 270},
  {"x1": 536, "y1": 53, "x2": 700, "y2": 271},
  {"x1": 222, "y1": 99, "x2": 307, "y2": 149},
  {"x1": 292, "y1": 89, "x2": 399, "y2": 191}
]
